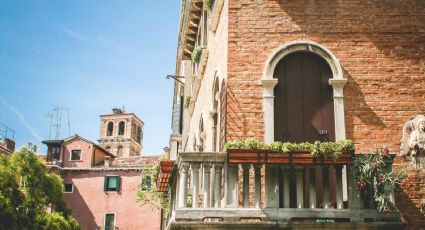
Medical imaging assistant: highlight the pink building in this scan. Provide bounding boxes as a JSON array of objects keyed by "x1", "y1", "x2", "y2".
[{"x1": 43, "y1": 135, "x2": 162, "y2": 230}]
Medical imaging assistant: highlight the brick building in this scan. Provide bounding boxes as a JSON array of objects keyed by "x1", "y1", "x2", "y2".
[
  {"x1": 164, "y1": 0, "x2": 425, "y2": 229},
  {"x1": 43, "y1": 111, "x2": 161, "y2": 230}
]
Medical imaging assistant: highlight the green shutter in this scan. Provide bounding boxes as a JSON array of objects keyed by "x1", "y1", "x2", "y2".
[
  {"x1": 116, "y1": 176, "x2": 121, "y2": 192},
  {"x1": 104, "y1": 176, "x2": 108, "y2": 191}
]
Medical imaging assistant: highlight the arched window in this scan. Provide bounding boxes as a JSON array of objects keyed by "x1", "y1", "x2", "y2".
[
  {"x1": 274, "y1": 52, "x2": 335, "y2": 143},
  {"x1": 118, "y1": 121, "x2": 125, "y2": 135},
  {"x1": 107, "y1": 122, "x2": 114, "y2": 136},
  {"x1": 105, "y1": 146, "x2": 111, "y2": 152}
]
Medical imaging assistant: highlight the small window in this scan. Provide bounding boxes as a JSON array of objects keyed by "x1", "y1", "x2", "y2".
[
  {"x1": 118, "y1": 121, "x2": 125, "y2": 135},
  {"x1": 104, "y1": 213, "x2": 115, "y2": 230},
  {"x1": 51, "y1": 146, "x2": 61, "y2": 160},
  {"x1": 70, "y1": 150, "x2": 81, "y2": 161},
  {"x1": 104, "y1": 176, "x2": 120, "y2": 192},
  {"x1": 107, "y1": 122, "x2": 114, "y2": 136},
  {"x1": 64, "y1": 183, "x2": 73, "y2": 193},
  {"x1": 141, "y1": 175, "x2": 152, "y2": 192}
]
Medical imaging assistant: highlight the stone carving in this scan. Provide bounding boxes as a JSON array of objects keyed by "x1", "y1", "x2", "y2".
[{"x1": 400, "y1": 115, "x2": 425, "y2": 168}]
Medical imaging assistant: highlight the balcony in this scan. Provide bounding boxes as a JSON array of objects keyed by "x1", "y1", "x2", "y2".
[{"x1": 162, "y1": 151, "x2": 404, "y2": 230}]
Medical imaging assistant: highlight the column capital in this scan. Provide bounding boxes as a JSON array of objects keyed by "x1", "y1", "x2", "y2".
[
  {"x1": 329, "y1": 78, "x2": 347, "y2": 98},
  {"x1": 261, "y1": 78, "x2": 278, "y2": 89},
  {"x1": 180, "y1": 162, "x2": 190, "y2": 172},
  {"x1": 203, "y1": 163, "x2": 212, "y2": 173},
  {"x1": 214, "y1": 163, "x2": 223, "y2": 171}
]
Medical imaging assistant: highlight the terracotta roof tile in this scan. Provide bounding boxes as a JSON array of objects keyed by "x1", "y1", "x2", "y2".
[{"x1": 110, "y1": 155, "x2": 161, "y2": 168}]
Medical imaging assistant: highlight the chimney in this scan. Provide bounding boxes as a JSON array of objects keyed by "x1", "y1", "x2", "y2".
[
  {"x1": 112, "y1": 108, "x2": 123, "y2": 114},
  {"x1": 163, "y1": 146, "x2": 171, "y2": 159}
]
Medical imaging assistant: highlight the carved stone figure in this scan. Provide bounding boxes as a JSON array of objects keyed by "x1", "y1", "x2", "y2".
[{"x1": 400, "y1": 115, "x2": 425, "y2": 168}]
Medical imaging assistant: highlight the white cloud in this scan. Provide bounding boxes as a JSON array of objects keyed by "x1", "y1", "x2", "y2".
[
  {"x1": 61, "y1": 26, "x2": 86, "y2": 41},
  {"x1": 0, "y1": 97, "x2": 42, "y2": 142},
  {"x1": 96, "y1": 35, "x2": 129, "y2": 52}
]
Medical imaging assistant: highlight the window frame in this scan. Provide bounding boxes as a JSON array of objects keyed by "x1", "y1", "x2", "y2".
[
  {"x1": 106, "y1": 121, "x2": 114, "y2": 136},
  {"x1": 118, "y1": 121, "x2": 125, "y2": 136},
  {"x1": 104, "y1": 175, "x2": 121, "y2": 192},
  {"x1": 104, "y1": 213, "x2": 116, "y2": 230},
  {"x1": 50, "y1": 146, "x2": 61, "y2": 161},
  {"x1": 64, "y1": 183, "x2": 74, "y2": 193},
  {"x1": 69, "y1": 149, "x2": 82, "y2": 161}
]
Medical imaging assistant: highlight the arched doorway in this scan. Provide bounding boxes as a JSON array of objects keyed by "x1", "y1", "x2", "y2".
[{"x1": 274, "y1": 52, "x2": 335, "y2": 143}]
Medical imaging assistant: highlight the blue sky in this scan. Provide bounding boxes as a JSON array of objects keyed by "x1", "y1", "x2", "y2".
[{"x1": 0, "y1": 1, "x2": 181, "y2": 155}]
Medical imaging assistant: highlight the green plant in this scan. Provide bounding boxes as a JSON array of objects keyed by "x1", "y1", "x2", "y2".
[
  {"x1": 137, "y1": 165, "x2": 170, "y2": 217},
  {"x1": 352, "y1": 148, "x2": 407, "y2": 212},
  {"x1": 204, "y1": 0, "x2": 213, "y2": 10},
  {"x1": 183, "y1": 96, "x2": 191, "y2": 108},
  {"x1": 191, "y1": 46, "x2": 205, "y2": 64},
  {"x1": 225, "y1": 139, "x2": 355, "y2": 161}
]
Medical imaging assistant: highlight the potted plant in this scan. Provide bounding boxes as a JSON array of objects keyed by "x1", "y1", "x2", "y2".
[{"x1": 224, "y1": 138, "x2": 355, "y2": 165}]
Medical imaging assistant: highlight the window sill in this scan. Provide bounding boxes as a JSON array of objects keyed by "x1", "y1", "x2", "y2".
[{"x1": 68, "y1": 160, "x2": 82, "y2": 162}]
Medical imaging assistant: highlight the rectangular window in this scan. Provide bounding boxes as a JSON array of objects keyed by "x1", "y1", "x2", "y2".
[
  {"x1": 104, "y1": 176, "x2": 120, "y2": 192},
  {"x1": 64, "y1": 183, "x2": 73, "y2": 193},
  {"x1": 140, "y1": 175, "x2": 152, "y2": 192},
  {"x1": 70, "y1": 150, "x2": 81, "y2": 161},
  {"x1": 51, "y1": 147, "x2": 61, "y2": 160},
  {"x1": 104, "y1": 213, "x2": 115, "y2": 230}
]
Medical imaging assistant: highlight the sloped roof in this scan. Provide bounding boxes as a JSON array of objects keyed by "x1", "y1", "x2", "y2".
[
  {"x1": 110, "y1": 155, "x2": 161, "y2": 168},
  {"x1": 62, "y1": 134, "x2": 115, "y2": 157}
]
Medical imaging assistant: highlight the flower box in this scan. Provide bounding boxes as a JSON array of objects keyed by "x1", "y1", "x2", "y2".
[{"x1": 227, "y1": 149, "x2": 353, "y2": 165}]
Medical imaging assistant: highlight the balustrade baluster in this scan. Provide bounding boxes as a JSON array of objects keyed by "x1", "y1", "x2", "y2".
[
  {"x1": 309, "y1": 166, "x2": 316, "y2": 208},
  {"x1": 178, "y1": 163, "x2": 190, "y2": 208},
  {"x1": 295, "y1": 166, "x2": 304, "y2": 208},
  {"x1": 254, "y1": 164, "x2": 262, "y2": 208},
  {"x1": 203, "y1": 163, "x2": 212, "y2": 208},
  {"x1": 315, "y1": 166, "x2": 323, "y2": 208},
  {"x1": 283, "y1": 167, "x2": 290, "y2": 208},
  {"x1": 328, "y1": 165, "x2": 337, "y2": 209},
  {"x1": 243, "y1": 164, "x2": 250, "y2": 208},
  {"x1": 303, "y1": 166, "x2": 310, "y2": 208},
  {"x1": 213, "y1": 163, "x2": 223, "y2": 208},
  {"x1": 191, "y1": 163, "x2": 200, "y2": 208},
  {"x1": 336, "y1": 165, "x2": 344, "y2": 209}
]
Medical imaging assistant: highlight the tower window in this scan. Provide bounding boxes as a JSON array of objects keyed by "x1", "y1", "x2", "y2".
[
  {"x1": 118, "y1": 121, "x2": 125, "y2": 135},
  {"x1": 107, "y1": 122, "x2": 114, "y2": 136}
]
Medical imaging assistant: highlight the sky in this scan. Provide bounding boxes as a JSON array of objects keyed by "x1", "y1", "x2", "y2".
[{"x1": 0, "y1": 1, "x2": 181, "y2": 155}]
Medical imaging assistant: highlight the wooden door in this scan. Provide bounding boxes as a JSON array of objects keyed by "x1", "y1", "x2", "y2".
[{"x1": 274, "y1": 52, "x2": 335, "y2": 143}]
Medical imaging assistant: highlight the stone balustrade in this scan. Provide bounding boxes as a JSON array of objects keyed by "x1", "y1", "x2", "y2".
[{"x1": 165, "y1": 152, "x2": 403, "y2": 230}]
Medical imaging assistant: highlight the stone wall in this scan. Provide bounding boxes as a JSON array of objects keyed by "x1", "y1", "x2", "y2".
[
  {"x1": 184, "y1": 0, "x2": 229, "y2": 152},
  {"x1": 226, "y1": 0, "x2": 425, "y2": 153}
]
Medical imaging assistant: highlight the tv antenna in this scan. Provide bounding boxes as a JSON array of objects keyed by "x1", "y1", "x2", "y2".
[{"x1": 46, "y1": 106, "x2": 71, "y2": 140}]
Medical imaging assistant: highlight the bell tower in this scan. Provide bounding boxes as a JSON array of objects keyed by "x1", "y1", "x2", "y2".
[{"x1": 98, "y1": 108, "x2": 143, "y2": 157}]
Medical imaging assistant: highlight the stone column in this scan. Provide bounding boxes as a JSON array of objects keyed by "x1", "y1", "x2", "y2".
[
  {"x1": 225, "y1": 164, "x2": 239, "y2": 207},
  {"x1": 178, "y1": 163, "x2": 190, "y2": 208},
  {"x1": 191, "y1": 163, "x2": 200, "y2": 208},
  {"x1": 347, "y1": 165, "x2": 363, "y2": 209},
  {"x1": 309, "y1": 166, "x2": 316, "y2": 208},
  {"x1": 336, "y1": 165, "x2": 344, "y2": 209},
  {"x1": 213, "y1": 163, "x2": 223, "y2": 208},
  {"x1": 254, "y1": 164, "x2": 262, "y2": 208},
  {"x1": 261, "y1": 79, "x2": 278, "y2": 144},
  {"x1": 282, "y1": 166, "x2": 290, "y2": 208},
  {"x1": 265, "y1": 165, "x2": 280, "y2": 208},
  {"x1": 203, "y1": 163, "x2": 212, "y2": 208},
  {"x1": 243, "y1": 164, "x2": 250, "y2": 208},
  {"x1": 295, "y1": 167, "x2": 304, "y2": 208}
]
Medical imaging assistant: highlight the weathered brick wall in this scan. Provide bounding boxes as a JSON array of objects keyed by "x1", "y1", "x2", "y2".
[
  {"x1": 226, "y1": 0, "x2": 425, "y2": 227},
  {"x1": 226, "y1": 0, "x2": 425, "y2": 153},
  {"x1": 393, "y1": 157, "x2": 425, "y2": 228}
]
